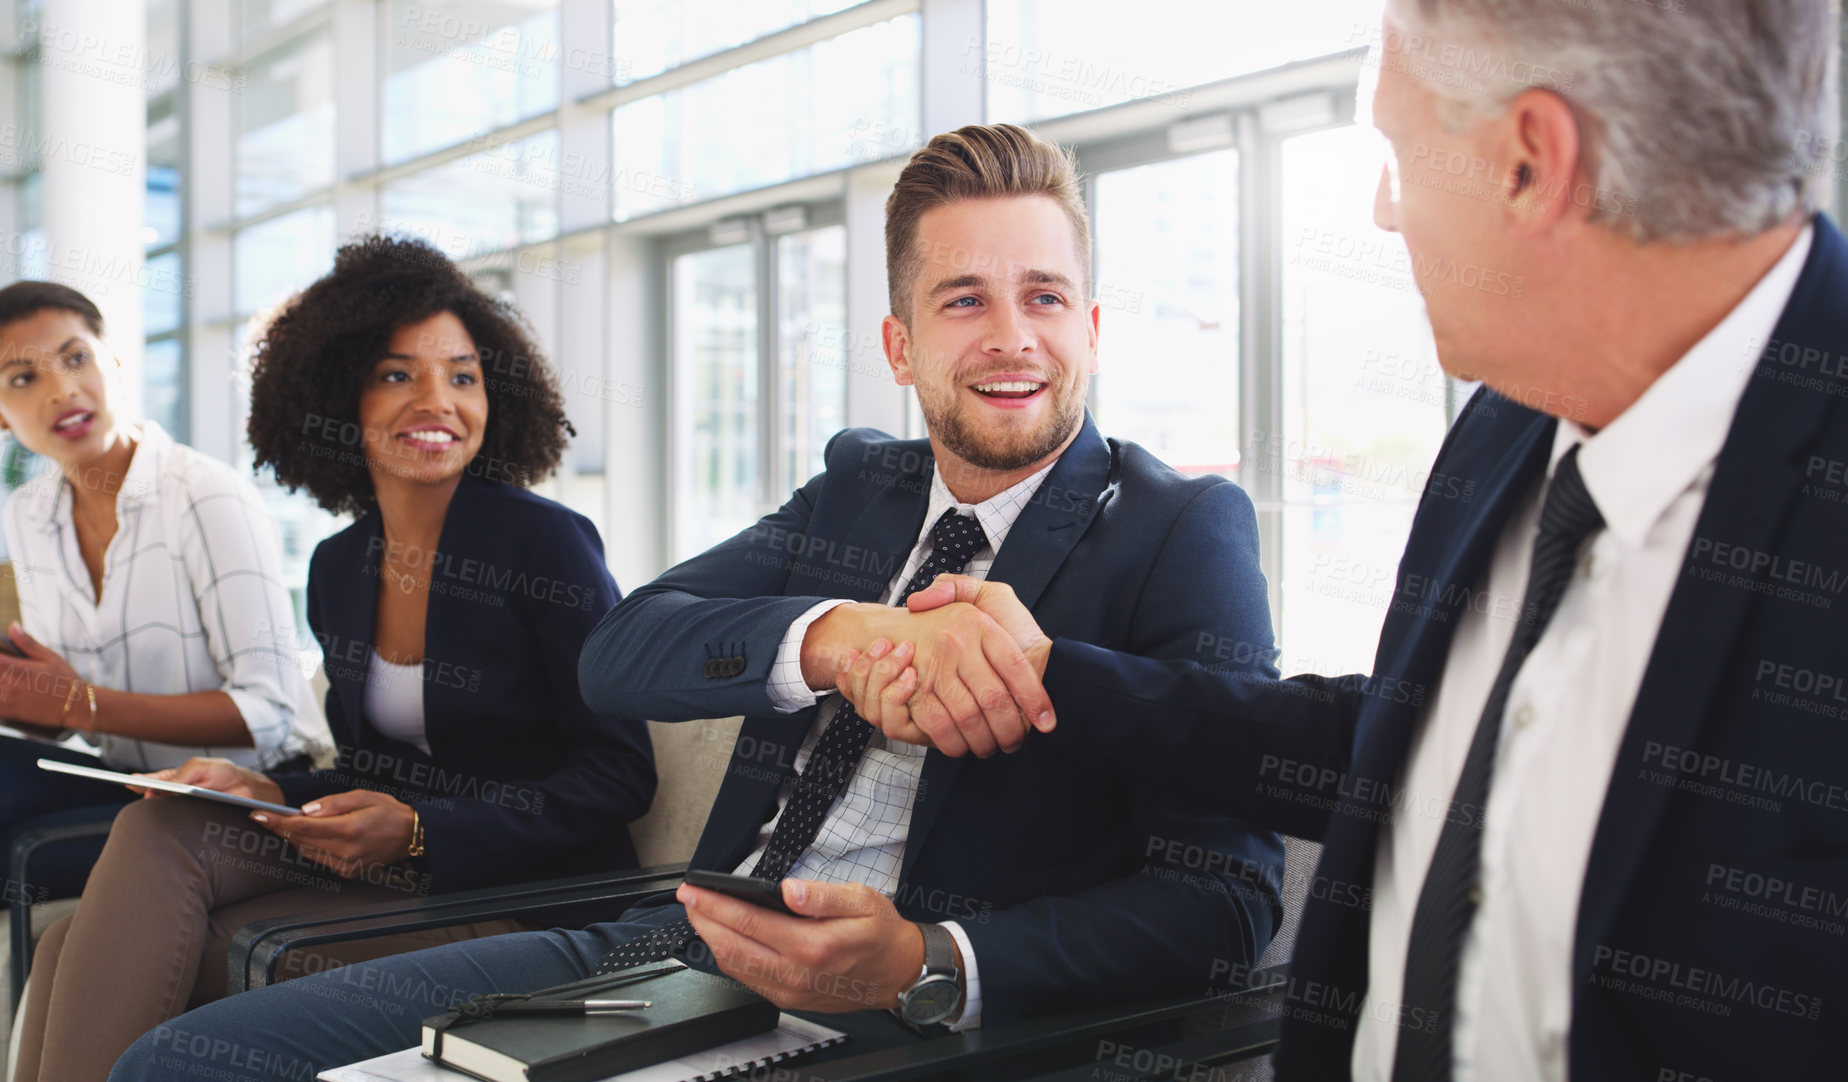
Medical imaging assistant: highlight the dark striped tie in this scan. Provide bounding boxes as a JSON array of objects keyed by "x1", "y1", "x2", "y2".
[
  {"x1": 594, "y1": 509, "x2": 988, "y2": 974},
  {"x1": 1391, "y1": 444, "x2": 1604, "y2": 1081}
]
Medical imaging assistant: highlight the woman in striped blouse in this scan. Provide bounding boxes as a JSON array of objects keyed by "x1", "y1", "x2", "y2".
[{"x1": 0, "y1": 280, "x2": 318, "y2": 879}]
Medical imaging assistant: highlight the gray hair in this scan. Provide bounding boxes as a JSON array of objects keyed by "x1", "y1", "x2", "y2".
[{"x1": 1382, "y1": 0, "x2": 1840, "y2": 242}]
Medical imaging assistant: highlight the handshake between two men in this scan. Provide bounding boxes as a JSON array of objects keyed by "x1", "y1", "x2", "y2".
[{"x1": 809, "y1": 574, "x2": 1054, "y2": 758}]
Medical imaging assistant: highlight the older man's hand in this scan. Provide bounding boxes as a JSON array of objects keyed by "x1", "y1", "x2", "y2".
[{"x1": 837, "y1": 575, "x2": 1055, "y2": 756}]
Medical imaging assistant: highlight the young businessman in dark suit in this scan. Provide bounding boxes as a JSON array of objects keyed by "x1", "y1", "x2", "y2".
[
  {"x1": 845, "y1": 3, "x2": 1848, "y2": 1078},
  {"x1": 109, "y1": 123, "x2": 1282, "y2": 1081}
]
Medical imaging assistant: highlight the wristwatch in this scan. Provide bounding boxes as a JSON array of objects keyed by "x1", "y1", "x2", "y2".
[{"x1": 896, "y1": 923, "x2": 962, "y2": 1026}]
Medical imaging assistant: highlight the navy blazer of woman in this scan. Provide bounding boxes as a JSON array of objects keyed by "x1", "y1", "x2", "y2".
[{"x1": 271, "y1": 476, "x2": 656, "y2": 893}]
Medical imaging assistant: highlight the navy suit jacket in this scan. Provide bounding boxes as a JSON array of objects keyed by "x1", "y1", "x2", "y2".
[
  {"x1": 1045, "y1": 217, "x2": 1848, "y2": 1076},
  {"x1": 579, "y1": 414, "x2": 1285, "y2": 1024},
  {"x1": 273, "y1": 477, "x2": 657, "y2": 894}
]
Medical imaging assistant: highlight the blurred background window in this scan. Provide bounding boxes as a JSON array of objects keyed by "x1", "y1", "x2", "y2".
[{"x1": 0, "y1": 0, "x2": 1576, "y2": 682}]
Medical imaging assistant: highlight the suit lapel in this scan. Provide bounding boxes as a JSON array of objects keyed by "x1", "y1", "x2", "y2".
[
  {"x1": 831, "y1": 453, "x2": 934, "y2": 604},
  {"x1": 1574, "y1": 221, "x2": 1845, "y2": 984},
  {"x1": 327, "y1": 508, "x2": 384, "y2": 742},
  {"x1": 417, "y1": 478, "x2": 479, "y2": 753},
  {"x1": 1277, "y1": 396, "x2": 1555, "y2": 1074},
  {"x1": 1322, "y1": 402, "x2": 1556, "y2": 883},
  {"x1": 901, "y1": 415, "x2": 1115, "y2": 881}
]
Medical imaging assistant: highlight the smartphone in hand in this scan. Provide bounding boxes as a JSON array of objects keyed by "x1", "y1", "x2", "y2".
[{"x1": 683, "y1": 869, "x2": 797, "y2": 916}]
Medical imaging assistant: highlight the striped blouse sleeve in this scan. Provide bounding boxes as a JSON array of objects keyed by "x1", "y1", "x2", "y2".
[{"x1": 172, "y1": 462, "x2": 303, "y2": 758}]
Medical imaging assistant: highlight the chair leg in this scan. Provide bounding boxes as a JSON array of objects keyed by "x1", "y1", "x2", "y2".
[{"x1": 7, "y1": 821, "x2": 115, "y2": 1008}]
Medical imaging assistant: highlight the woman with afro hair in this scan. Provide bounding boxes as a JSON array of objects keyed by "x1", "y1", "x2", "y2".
[{"x1": 15, "y1": 236, "x2": 657, "y2": 1082}]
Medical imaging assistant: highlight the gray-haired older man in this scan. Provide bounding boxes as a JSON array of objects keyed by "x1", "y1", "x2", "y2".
[{"x1": 845, "y1": 1, "x2": 1848, "y2": 1079}]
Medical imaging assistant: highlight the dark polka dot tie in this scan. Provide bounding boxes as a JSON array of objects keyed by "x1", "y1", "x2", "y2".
[{"x1": 594, "y1": 509, "x2": 988, "y2": 974}]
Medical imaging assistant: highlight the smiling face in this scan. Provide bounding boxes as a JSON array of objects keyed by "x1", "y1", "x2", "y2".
[
  {"x1": 356, "y1": 311, "x2": 488, "y2": 490},
  {"x1": 0, "y1": 308, "x2": 125, "y2": 467},
  {"x1": 883, "y1": 195, "x2": 1098, "y2": 482}
]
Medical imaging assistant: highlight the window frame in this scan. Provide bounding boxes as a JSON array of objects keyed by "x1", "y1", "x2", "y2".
[{"x1": 656, "y1": 199, "x2": 846, "y2": 563}]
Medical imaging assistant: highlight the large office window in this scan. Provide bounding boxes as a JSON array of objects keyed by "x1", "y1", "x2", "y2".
[
  {"x1": 610, "y1": 14, "x2": 920, "y2": 219},
  {"x1": 146, "y1": 108, "x2": 182, "y2": 249},
  {"x1": 1091, "y1": 148, "x2": 1242, "y2": 481},
  {"x1": 775, "y1": 222, "x2": 847, "y2": 496},
  {"x1": 9, "y1": 0, "x2": 1460, "y2": 685},
  {"x1": 610, "y1": 0, "x2": 858, "y2": 84},
  {"x1": 672, "y1": 242, "x2": 758, "y2": 561},
  {"x1": 986, "y1": 0, "x2": 1381, "y2": 123},
  {"x1": 238, "y1": 0, "x2": 328, "y2": 44},
  {"x1": 668, "y1": 208, "x2": 847, "y2": 562},
  {"x1": 142, "y1": 338, "x2": 184, "y2": 439},
  {"x1": 382, "y1": 0, "x2": 561, "y2": 164},
  {"x1": 381, "y1": 129, "x2": 562, "y2": 258},
  {"x1": 1277, "y1": 123, "x2": 1450, "y2": 676},
  {"x1": 234, "y1": 203, "x2": 335, "y2": 319},
  {"x1": 146, "y1": 0, "x2": 181, "y2": 96},
  {"x1": 236, "y1": 32, "x2": 335, "y2": 216}
]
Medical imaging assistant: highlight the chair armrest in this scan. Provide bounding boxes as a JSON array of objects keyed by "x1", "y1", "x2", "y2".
[
  {"x1": 9, "y1": 820, "x2": 115, "y2": 1003},
  {"x1": 792, "y1": 965, "x2": 1289, "y2": 1081},
  {"x1": 226, "y1": 863, "x2": 690, "y2": 994}
]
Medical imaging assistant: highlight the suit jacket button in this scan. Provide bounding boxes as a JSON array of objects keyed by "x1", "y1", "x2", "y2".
[
  {"x1": 728, "y1": 658, "x2": 746, "y2": 677},
  {"x1": 702, "y1": 660, "x2": 719, "y2": 679}
]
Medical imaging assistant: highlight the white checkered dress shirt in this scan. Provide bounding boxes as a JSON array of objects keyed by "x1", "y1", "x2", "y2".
[
  {"x1": 760, "y1": 459, "x2": 1056, "y2": 1030},
  {"x1": 1, "y1": 422, "x2": 311, "y2": 771}
]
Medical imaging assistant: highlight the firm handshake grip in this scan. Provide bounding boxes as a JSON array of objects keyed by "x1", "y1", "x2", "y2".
[{"x1": 813, "y1": 575, "x2": 1055, "y2": 758}]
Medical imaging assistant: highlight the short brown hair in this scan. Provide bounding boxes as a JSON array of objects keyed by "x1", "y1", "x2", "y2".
[
  {"x1": 0, "y1": 281, "x2": 106, "y2": 338},
  {"x1": 884, "y1": 123, "x2": 1091, "y2": 324}
]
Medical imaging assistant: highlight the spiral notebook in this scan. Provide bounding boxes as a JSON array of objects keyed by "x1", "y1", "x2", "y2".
[{"x1": 318, "y1": 1015, "x2": 849, "y2": 1082}]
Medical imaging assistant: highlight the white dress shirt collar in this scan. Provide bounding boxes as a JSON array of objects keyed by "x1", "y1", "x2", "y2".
[
  {"x1": 917, "y1": 458, "x2": 1058, "y2": 558},
  {"x1": 1564, "y1": 224, "x2": 1814, "y2": 548}
]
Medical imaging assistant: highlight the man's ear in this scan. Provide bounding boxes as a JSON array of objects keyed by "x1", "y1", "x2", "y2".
[
  {"x1": 882, "y1": 314, "x2": 914, "y2": 386},
  {"x1": 1499, "y1": 87, "x2": 1584, "y2": 231}
]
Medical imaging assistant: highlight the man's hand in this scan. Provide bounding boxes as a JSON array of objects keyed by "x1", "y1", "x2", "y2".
[
  {"x1": 837, "y1": 576, "x2": 1055, "y2": 755},
  {"x1": 251, "y1": 790, "x2": 417, "y2": 879},
  {"x1": 907, "y1": 575, "x2": 1052, "y2": 676},
  {"x1": 802, "y1": 599, "x2": 1050, "y2": 757},
  {"x1": 679, "y1": 878, "x2": 946, "y2": 1014}
]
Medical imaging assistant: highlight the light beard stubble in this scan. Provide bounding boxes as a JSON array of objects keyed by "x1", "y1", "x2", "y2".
[{"x1": 919, "y1": 379, "x2": 1085, "y2": 472}]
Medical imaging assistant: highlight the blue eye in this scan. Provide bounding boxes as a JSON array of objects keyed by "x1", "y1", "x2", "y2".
[
  {"x1": 947, "y1": 296, "x2": 979, "y2": 308},
  {"x1": 1031, "y1": 293, "x2": 1062, "y2": 305}
]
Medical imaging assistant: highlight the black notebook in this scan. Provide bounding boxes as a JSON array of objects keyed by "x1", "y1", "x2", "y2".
[{"x1": 421, "y1": 964, "x2": 778, "y2": 1082}]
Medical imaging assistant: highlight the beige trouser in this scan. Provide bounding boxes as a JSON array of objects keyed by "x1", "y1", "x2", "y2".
[{"x1": 17, "y1": 796, "x2": 525, "y2": 1082}]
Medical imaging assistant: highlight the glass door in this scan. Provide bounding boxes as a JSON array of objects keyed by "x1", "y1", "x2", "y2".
[
  {"x1": 775, "y1": 223, "x2": 848, "y2": 497},
  {"x1": 1277, "y1": 123, "x2": 1451, "y2": 676},
  {"x1": 1091, "y1": 148, "x2": 1243, "y2": 481},
  {"x1": 666, "y1": 205, "x2": 847, "y2": 563},
  {"x1": 671, "y1": 242, "x2": 759, "y2": 562}
]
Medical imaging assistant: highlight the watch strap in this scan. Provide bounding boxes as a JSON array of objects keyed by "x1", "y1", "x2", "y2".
[{"x1": 918, "y1": 921, "x2": 956, "y2": 979}]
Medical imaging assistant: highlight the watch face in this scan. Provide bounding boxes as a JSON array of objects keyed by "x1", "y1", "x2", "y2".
[{"x1": 901, "y1": 976, "x2": 961, "y2": 1026}]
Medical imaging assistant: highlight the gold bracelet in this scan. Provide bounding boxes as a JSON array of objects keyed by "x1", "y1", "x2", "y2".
[
  {"x1": 407, "y1": 809, "x2": 425, "y2": 859},
  {"x1": 58, "y1": 680, "x2": 82, "y2": 726},
  {"x1": 83, "y1": 681, "x2": 97, "y2": 737}
]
